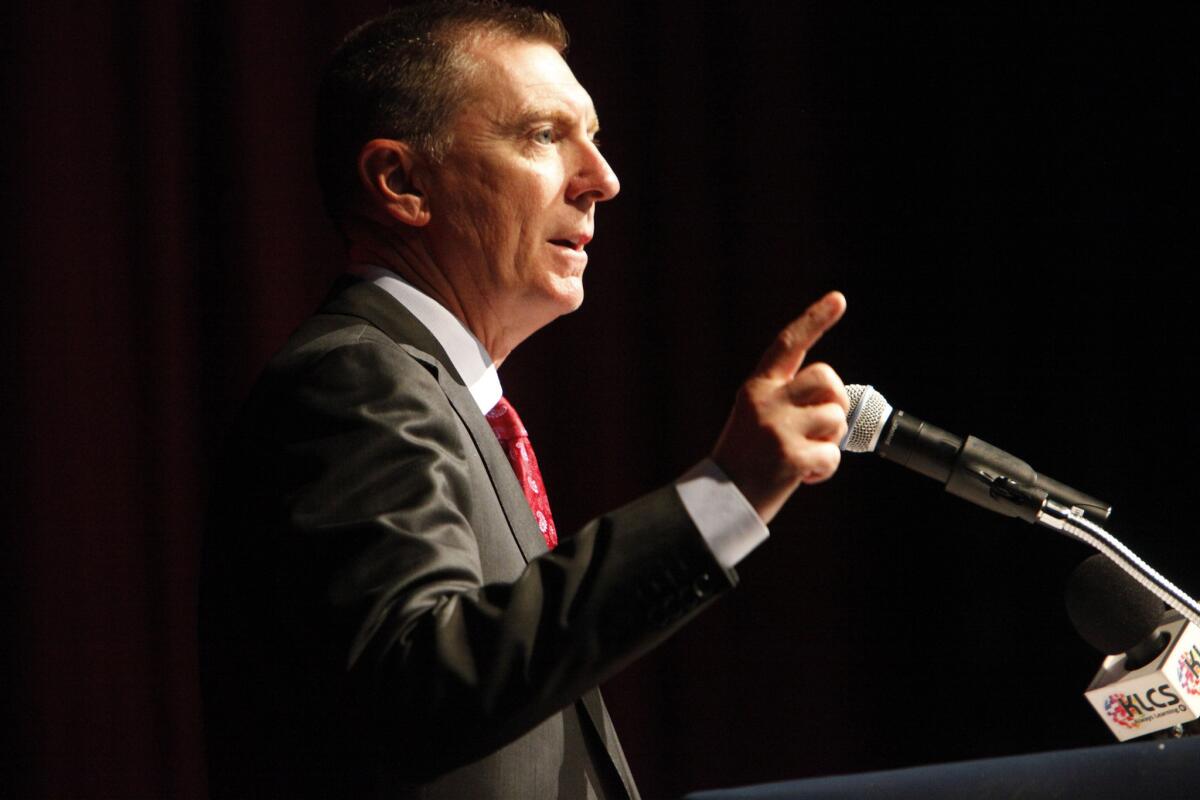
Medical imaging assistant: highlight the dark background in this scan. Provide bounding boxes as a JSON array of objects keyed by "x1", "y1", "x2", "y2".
[{"x1": 5, "y1": 2, "x2": 1198, "y2": 798}]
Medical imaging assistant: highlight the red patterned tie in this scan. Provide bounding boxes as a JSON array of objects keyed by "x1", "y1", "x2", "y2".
[{"x1": 485, "y1": 396, "x2": 559, "y2": 549}]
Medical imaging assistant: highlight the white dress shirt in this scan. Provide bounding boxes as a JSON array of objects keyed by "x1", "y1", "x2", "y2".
[{"x1": 349, "y1": 264, "x2": 768, "y2": 568}]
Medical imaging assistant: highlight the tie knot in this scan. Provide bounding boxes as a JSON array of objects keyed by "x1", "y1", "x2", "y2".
[{"x1": 485, "y1": 396, "x2": 527, "y2": 441}]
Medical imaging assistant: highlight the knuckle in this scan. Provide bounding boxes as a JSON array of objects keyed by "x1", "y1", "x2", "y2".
[
  {"x1": 800, "y1": 362, "x2": 845, "y2": 398},
  {"x1": 827, "y1": 410, "x2": 849, "y2": 441},
  {"x1": 826, "y1": 444, "x2": 843, "y2": 470},
  {"x1": 735, "y1": 380, "x2": 761, "y2": 406},
  {"x1": 783, "y1": 441, "x2": 810, "y2": 471},
  {"x1": 826, "y1": 401, "x2": 850, "y2": 426},
  {"x1": 800, "y1": 402, "x2": 847, "y2": 440},
  {"x1": 804, "y1": 445, "x2": 842, "y2": 483},
  {"x1": 804, "y1": 362, "x2": 836, "y2": 384},
  {"x1": 736, "y1": 381, "x2": 772, "y2": 416}
]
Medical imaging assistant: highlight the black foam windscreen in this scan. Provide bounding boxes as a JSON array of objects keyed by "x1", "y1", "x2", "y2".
[{"x1": 1065, "y1": 554, "x2": 1167, "y2": 656}]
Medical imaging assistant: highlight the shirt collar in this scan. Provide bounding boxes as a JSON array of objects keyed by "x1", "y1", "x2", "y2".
[{"x1": 348, "y1": 264, "x2": 502, "y2": 415}]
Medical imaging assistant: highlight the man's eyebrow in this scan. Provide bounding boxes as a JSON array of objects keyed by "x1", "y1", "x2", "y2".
[{"x1": 508, "y1": 105, "x2": 601, "y2": 133}]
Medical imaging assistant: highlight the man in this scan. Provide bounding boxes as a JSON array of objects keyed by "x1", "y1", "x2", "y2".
[{"x1": 200, "y1": 2, "x2": 849, "y2": 798}]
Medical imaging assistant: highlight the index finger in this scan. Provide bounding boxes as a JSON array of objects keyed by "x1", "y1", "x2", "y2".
[{"x1": 754, "y1": 291, "x2": 847, "y2": 381}]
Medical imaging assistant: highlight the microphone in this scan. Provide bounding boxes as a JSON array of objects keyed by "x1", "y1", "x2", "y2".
[
  {"x1": 841, "y1": 384, "x2": 1111, "y2": 525},
  {"x1": 1067, "y1": 554, "x2": 1200, "y2": 740}
]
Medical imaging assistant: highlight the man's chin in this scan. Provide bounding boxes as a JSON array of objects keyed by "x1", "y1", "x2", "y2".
[
  {"x1": 511, "y1": 285, "x2": 584, "y2": 341},
  {"x1": 562, "y1": 284, "x2": 585, "y2": 312},
  {"x1": 545, "y1": 277, "x2": 585, "y2": 315}
]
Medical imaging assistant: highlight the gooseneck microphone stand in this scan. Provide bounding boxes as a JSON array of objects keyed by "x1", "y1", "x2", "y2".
[{"x1": 984, "y1": 472, "x2": 1200, "y2": 628}]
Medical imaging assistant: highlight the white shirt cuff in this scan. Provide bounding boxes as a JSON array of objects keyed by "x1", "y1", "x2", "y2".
[{"x1": 675, "y1": 459, "x2": 769, "y2": 569}]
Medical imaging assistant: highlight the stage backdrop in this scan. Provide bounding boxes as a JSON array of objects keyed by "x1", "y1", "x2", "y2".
[{"x1": 6, "y1": 3, "x2": 1197, "y2": 798}]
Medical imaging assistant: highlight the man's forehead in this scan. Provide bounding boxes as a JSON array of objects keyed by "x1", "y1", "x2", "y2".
[{"x1": 465, "y1": 36, "x2": 598, "y2": 123}]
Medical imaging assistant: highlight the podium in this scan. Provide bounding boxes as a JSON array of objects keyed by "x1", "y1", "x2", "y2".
[{"x1": 685, "y1": 735, "x2": 1200, "y2": 799}]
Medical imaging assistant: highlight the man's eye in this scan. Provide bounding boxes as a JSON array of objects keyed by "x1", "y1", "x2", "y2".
[{"x1": 532, "y1": 128, "x2": 555, "y2": 145}]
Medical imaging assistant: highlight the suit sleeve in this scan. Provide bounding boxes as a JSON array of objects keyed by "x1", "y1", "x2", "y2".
[{"x1": 212, "y1": 326, "x2": 737, "y2": 780}]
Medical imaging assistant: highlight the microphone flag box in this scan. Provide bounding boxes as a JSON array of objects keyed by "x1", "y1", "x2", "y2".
[{"x1": 1084, "y1": 612, "x2": 1200, "y2": 741}]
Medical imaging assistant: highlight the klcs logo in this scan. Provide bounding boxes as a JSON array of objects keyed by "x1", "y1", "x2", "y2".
[
  {"x1": 1104, "y1": 686, "x2": 1181, "y2": 730},
  {"x1": 1177, "y1": 644, "x2": 1200, "y2": 696}
]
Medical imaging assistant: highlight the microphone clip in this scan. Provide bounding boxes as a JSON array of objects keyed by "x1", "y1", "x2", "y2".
[{"x1": 983, "y1": 473, "x2": 1049, "y2": 514}]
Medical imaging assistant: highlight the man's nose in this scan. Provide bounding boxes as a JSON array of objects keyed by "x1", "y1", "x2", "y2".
[{"x1": 568, "y1": 139, "x2": 620, "y2": 205}]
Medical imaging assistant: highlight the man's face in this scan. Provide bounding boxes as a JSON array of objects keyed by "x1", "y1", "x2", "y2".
[{"x1": 420, "y1": 36, "x2": 620, "y2": 344}]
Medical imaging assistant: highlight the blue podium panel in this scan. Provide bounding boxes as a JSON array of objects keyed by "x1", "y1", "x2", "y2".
[{"x1": 685, "y1": 736, "x2": 1200, "y2": 800}]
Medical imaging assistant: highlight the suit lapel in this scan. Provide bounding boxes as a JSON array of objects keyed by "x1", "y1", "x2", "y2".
[{"x1": 319, "y1": 278, "x2": 549, "y2": 564}]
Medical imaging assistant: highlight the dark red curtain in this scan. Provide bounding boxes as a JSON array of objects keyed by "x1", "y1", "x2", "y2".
[{"x1": 7, "y1": 3, "x2": 1198, "y2": 798}]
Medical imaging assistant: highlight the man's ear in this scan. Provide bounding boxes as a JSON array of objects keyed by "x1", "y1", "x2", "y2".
[{"x1": 357, "y1": 139, "x2": 431, "y2": 227}]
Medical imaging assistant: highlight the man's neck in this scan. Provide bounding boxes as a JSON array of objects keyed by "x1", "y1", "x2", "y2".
[
  {"x1": 344, "y1": 222, "x2": 520, "y2": 364},
  {"x1": 346, "y1": 240, "x2": 466, "y2": 326}
]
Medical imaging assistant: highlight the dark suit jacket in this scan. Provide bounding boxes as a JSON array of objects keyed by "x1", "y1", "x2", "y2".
[{"x1": 200, "y1": 277, "x2": 738, "y2": 799}]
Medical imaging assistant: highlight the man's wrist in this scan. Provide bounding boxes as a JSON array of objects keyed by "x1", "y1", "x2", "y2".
[{"x1": 675, "y1": 459, "x2": 770, "y2": 569}]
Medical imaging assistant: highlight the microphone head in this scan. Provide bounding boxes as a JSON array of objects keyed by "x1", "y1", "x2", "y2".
[
  {"x1": 1065, "y1": 554, "x2": 1167, "y2": 656},
  {"x1": 842, "y1": 384, "x2": 893, "y2": 453}
]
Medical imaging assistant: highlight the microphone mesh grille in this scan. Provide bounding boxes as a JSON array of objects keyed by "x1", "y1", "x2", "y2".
[{"x1": 842, "y1": 384, "x2": 892, "y2": 453}]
